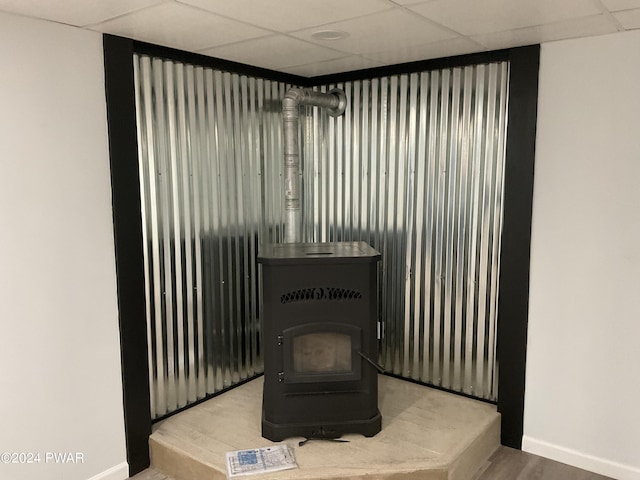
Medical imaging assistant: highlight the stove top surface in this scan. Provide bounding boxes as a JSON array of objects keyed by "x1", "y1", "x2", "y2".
[{"x1": 259, "y1": 241, "x2": 380, "y2": 264}]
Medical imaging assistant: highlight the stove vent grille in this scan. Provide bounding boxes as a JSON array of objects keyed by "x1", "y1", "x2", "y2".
[{"x1": 281, "y1": 287, "x2": 362, "y2": 304}]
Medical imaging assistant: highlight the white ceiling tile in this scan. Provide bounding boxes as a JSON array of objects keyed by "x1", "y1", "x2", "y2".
[
  {"x1": 291, "y1": 9, "x2": 457, "y2": 56},
  {"x1": 601, "y1": 0, "x2": 640, "y2": 12},
  {"x1": 200, "y1": 35, "x2": 346, "y2": 70},
  {"x1": 366, "y1": 37, "x2": 485, "y2": 65},
  {"x1": 176, "y1": 0, "x2": 392, "y2": 33},
  {"x1": 472, "y1": 14, "x2": 619, "y2": 50},
  {"x1": 0, "y1": 0, "x2": 630, "y2": 74},
  {"x1": 408, "y1": 0, "x2": 602, "y2": 36},
  {"x1": 90, "y1": 3, "x2": 270, "y2": 51},
  {"x1": 614, "y1": 8, "x2": 640, "y2": 28},
  {"x1": 0, "y1": 0, "x2": 164, "y2": 27},
  {"x1": 281, "y1": 55, "x2": 385, "y2": 77}
]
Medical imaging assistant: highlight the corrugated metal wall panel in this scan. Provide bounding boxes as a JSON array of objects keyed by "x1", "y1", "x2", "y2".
[
  {"x1": 134, "y1": 54, "x2": 291, "y2": 418},
  {"x1": 304, "y1": 62, "x2": 509, "y2": 400},
  {"x1": 135, "y1": 54, "x2": 509, "y2": 418}
]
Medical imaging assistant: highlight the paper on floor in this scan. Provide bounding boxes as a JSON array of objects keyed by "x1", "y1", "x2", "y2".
[{"x1": 226, "y1": 444, "x2": 297, "y2": 478}]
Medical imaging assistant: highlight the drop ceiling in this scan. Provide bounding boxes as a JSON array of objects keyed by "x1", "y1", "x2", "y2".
[{"x1": 1, "y1": 0, "x2": 639, "y2": 77}]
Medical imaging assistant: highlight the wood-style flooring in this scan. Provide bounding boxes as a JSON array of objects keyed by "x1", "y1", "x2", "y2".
[
  {"x1": 131, "y1": 446, "x2": 614, "y2": 480},
  {"x1": 473, "y1": 447, "x2": 613, "y2": 480}
]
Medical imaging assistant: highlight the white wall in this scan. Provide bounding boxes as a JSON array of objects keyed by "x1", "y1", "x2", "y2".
[
  {"x1": 525, "y1": 30, "x2": 640, "y2": 480},
  {"x1": 0, "y1": 11, "x2": 127, "y2": 480}
]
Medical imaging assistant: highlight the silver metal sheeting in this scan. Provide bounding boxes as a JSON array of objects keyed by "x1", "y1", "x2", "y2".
[
  {"x1": 308, "y1": 65, "x2": 509, "y2": 401},
  {"x1": 134, "y1": 54, "x2": 291, "y2": 418},
  {"x1": 134, "y1": 54, "x2": 509, "y2": 418}
]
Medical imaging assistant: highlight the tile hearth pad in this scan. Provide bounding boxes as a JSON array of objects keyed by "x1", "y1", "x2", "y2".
[{"x1": 150, "y1": 375, "x2": 500, "y2": 480}]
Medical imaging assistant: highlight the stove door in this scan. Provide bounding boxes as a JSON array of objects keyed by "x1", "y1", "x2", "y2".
[{"x1": 282, "y1": 322, "x2": 361, "y2": 383}]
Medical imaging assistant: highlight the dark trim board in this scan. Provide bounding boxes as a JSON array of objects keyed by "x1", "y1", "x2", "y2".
[
  {"x1": 104, "y1": 35, "x2": 540, "y2": 471},
  {"x1": 134, "y1": 40, "x2": 311, "y2": 87},
  {"x1": 103, "y1": 35, "x2": 152, "y2": 476},
  {"x1": 130, "y1": 41, "x2": 511, "y2": 87},
  {"x1": 311, "y1": 48, "x2": 510, "y2": 84},
  {"x1": 497, "y1": 45, "x2": 540, "y2": 449}
]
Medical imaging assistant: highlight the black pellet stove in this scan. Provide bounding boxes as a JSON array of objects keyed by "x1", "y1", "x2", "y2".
[{"x1": 258, "y1": 242, "x2": 382, "y2": 441}]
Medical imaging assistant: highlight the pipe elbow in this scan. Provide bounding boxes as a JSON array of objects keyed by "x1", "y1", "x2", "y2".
[
  {"x1": 284, "y1": 87, "x2": 306, "y2": 101},
  {"x1": 282, "y1": 87, "x2": 346, "y2": 117},
  {"x1": 283, "y1": 88, "x2": 305, "y2": 107}
]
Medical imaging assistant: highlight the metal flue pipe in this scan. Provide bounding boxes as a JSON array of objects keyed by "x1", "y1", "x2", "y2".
[{"x1": 282, "y1": 87, "x2": 346, "y2": 243}]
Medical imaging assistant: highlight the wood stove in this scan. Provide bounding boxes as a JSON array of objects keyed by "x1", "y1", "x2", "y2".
[{"x1": 258, "y1": 242, "x2": 382, "y2": 441}]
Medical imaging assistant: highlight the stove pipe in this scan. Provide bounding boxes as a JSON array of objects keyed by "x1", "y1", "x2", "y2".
[{"x1": 282, "y1": 87, "x2": 346, "y2": 243}]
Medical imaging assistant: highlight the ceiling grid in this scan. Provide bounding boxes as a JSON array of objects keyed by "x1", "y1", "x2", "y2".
[{"x1": 0, "y1": 0, "x2": 637, "y2": 76}]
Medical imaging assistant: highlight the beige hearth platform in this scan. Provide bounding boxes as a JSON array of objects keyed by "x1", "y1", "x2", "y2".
[{"x1": 149, "y1": 375, "x2": 500, "y2": 480}]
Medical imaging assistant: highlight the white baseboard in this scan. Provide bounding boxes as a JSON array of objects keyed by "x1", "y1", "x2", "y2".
[
  {"x1": 522, "y1": 436, "x2": 640, "y2": 480},
  {"x1": 86, "y1": 462, "x2": 129, "y2": 480}
]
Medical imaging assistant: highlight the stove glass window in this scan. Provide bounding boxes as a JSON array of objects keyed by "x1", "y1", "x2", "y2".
[{"x1": 292, "y1": 332, "x2": 351, "y2": 373}]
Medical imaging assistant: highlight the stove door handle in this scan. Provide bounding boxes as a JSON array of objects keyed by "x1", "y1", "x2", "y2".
[{"x1": 357, "y1": 351, "x2": 386, "y2": 374}]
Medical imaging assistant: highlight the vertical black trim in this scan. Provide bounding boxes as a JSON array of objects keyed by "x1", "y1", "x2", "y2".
[
  {"x1": 497, "y1": 45, "x2": 540, "y2": 449},
  {"x1": 103, "y1": 34, "x2": 152, "y2": 476}
]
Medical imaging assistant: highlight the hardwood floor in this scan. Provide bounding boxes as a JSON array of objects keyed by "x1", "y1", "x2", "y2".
[
  {"x1": 474, "y1": 447, "x2": 613, "y2": 480},
  {"x1": 131, "y1": 446, "x2": 614, "y2": 480},
  {"x1": 130, "y1": 468, "x2": 170, "y2": 480}
]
